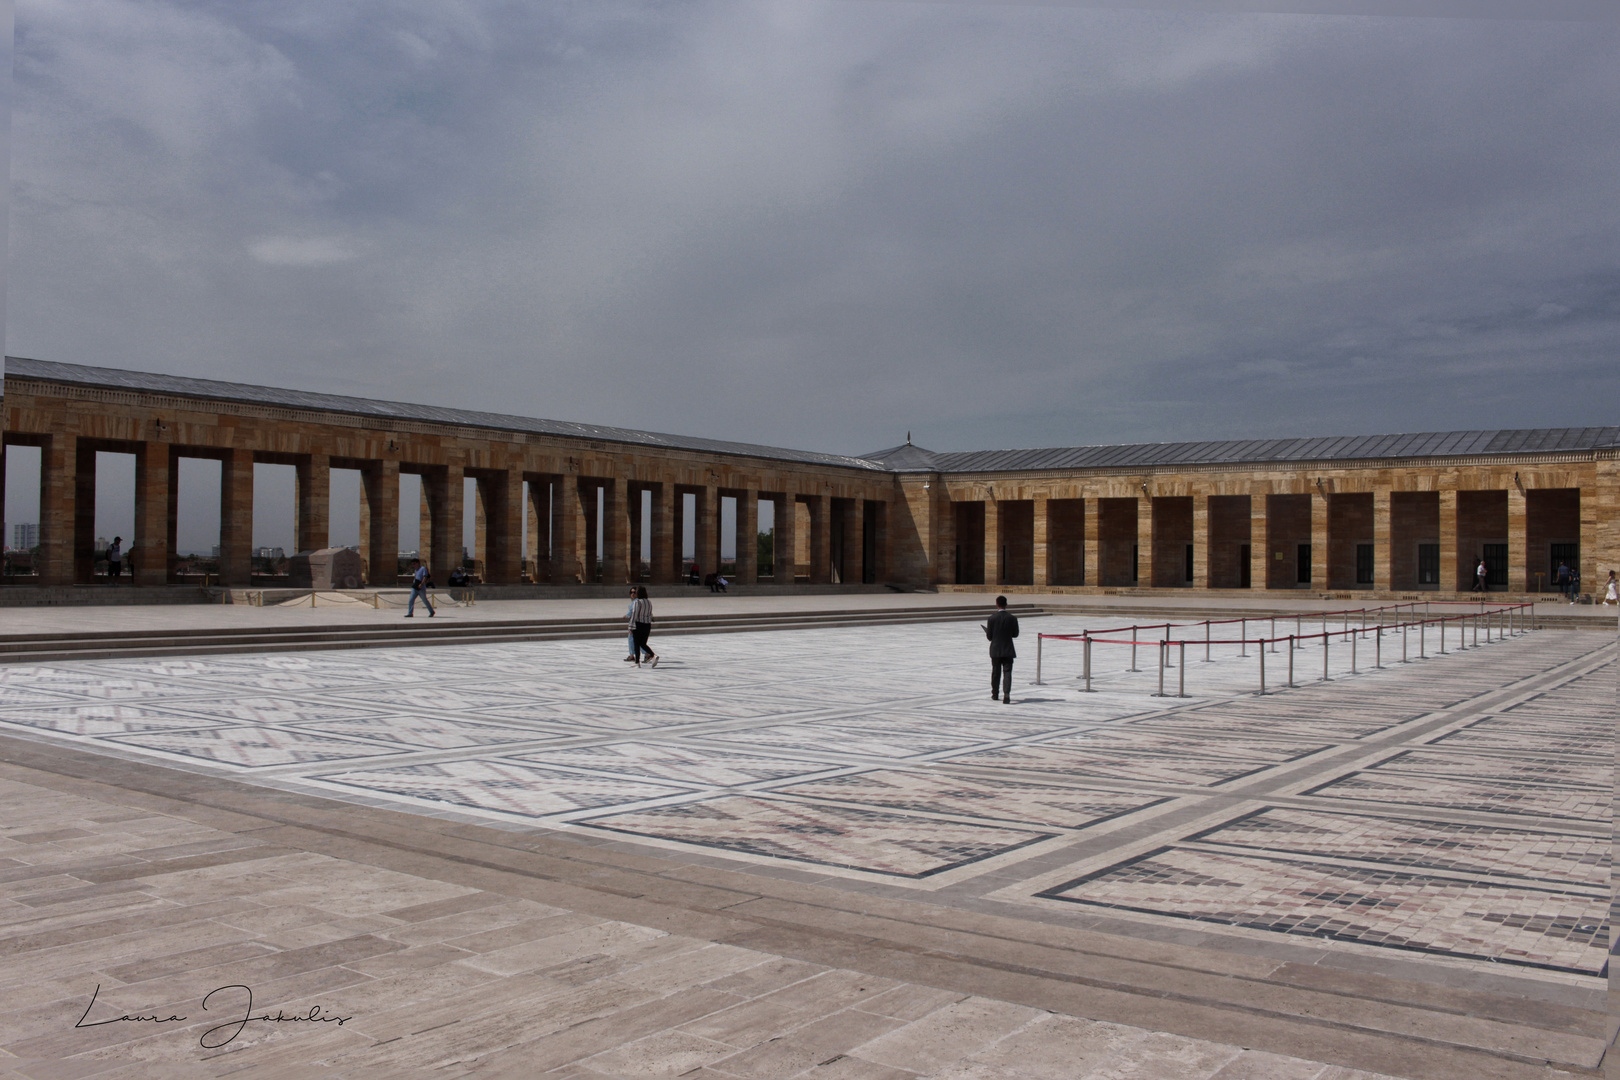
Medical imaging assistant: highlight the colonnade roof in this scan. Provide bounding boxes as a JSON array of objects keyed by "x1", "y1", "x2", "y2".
[
  {"x1": 2, "y1": 357, "x2": 886, "y2": 473},
  {"x1": 863, "y1": 427, "x2": 1620, "y2": 473},
  {"x1": 9, "y1": 356, "x2": 1616, "y2": 478}
]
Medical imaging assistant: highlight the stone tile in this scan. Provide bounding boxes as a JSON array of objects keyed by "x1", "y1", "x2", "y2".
[
  {"x1": 857, "y1": 984, "x2": 970, "y2": 1021},
  {"x1": 706, "y1": 1009, "x2": 908, "y2": 1079},
  {"x1": 850, "y1": 997, "x2": 1046, "y2": 1074},
  {"x1": 583, "y1": 1030, "x2": 737, "y2": 1077},
  {"x1": 1208, "y1": 1051, "x2": 1331, "y2": 1079}
]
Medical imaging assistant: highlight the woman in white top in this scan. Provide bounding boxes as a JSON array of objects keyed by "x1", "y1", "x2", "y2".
[
  {"x1": 629, "y1": 586, "x2": 658, "y2": 666},
  {"x1": 1603, "y1": 570, "x2": 1617, "y2": 607}
]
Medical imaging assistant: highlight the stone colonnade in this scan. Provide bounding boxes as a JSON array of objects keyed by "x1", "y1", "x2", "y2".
[
  {"x1": 897, "y1": 460, "x2": 1615, "y2": 595},
  {"x1": 0, "y1": 376, "x2": 890, "y2": 588}
]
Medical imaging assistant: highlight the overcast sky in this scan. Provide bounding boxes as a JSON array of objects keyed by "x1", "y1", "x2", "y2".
[{"x1": 5, "y1": 1, "x2": 1618, "y2": 548}]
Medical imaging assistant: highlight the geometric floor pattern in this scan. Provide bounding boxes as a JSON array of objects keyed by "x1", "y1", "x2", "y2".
[{"x1": 0, "y1": 616, "x2": 1610, "y2": 983}]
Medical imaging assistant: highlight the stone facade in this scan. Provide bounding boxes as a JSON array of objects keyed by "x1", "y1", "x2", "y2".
[{"x1": 2, "y1": 360, "x2": 1614, "y2": 598}]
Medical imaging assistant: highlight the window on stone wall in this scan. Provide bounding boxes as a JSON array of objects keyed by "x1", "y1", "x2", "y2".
[{"x1": 1356, "y1": 543, "x2": 1374, "y2": 585}]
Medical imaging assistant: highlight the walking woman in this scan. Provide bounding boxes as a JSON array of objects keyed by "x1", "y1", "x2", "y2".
[{"x1": 629, "y1": 585, "x2": 658, "y2": 667}]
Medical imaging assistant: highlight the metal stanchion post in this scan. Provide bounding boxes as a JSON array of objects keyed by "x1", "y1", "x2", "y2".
[
  {"x1": 1472, "y1": 613, "x2": 1478, "y2": 647},
  {"x1": 1402, "y1": 621, "x2": 1408, "y2": 663},
  {"x1": 1295, "y1": 616, "x2": 1302, "y2": 648},
  {"x1": 1419, "y1": 619, "x2": 1426, "y2": 659},
  {"x1": 1240, "y1": 619, "x2": 1247, "y2": 657},
  {"x1": 1322, "y1": 634, "x2": 1330, "y2": 680},
  {"x1": 1129, "y1": 627, "x2": 1139, "y2": 672},
  {"x1": 1287, "y1": 636, "x2": 1295, "y2": 687},
  {"x1": 1257, "y1": 640, "x2": 1266, "y2": 695},
  {"x1": 1439, "y1": 616, "x2": 1446, "y2": 654},
  {"x1": 1350, "y1": 627, "x2": 1357, "y2": 673},
  {"x1": 1270, "y1": 618, "x2": 1277, "y2": 653},
  {"x1": 1036, "y1": 636, "x2": 1043, "y2": 685},
  {"x1": 1205, "y1": 622, "x2": 1211, "y2": 662},
  {"x1": 1082, "y1": 635, "x2": 1093, "y2": 692},
  {"x1": 1179, "y1": 642, "x2": 1187, "y2": 697},
  {"x1": 1375, "y1": 626, "x2": 1382, "y2": 669},
  {"x1": 1155, "y1": 641, "x2": 1167, "y2": 697}
]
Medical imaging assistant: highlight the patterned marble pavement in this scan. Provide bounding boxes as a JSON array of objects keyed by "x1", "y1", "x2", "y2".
[{"x1": 0, "y1": 617, "x2": 1610, "y2": 988}]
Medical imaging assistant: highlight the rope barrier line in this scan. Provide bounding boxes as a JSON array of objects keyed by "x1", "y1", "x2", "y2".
[{"x1": 1035, "y1": 601, "x2": 1533, "y2": 697}]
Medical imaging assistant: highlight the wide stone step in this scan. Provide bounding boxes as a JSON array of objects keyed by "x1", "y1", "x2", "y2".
[{"x1": 0, "y1": 604, "x2": 1042, "y2": 663}]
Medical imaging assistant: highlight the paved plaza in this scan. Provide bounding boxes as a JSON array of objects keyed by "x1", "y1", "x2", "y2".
[{"x1": 0, "y1": 606, "x2": 1612, "y2": 1078}]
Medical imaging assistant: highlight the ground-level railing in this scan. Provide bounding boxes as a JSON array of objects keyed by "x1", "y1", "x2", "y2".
[{"x1": 1035, "y1": 600, "x2": 1536, "y2": 697}]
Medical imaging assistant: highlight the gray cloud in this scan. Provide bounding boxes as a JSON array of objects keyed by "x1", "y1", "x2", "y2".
[{"x1": 8, "y1": 0, "x2": 1618, "y2": 465}]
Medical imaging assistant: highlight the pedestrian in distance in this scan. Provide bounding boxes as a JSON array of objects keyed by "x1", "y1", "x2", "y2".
[
  {"x1": 983, "y1": 595, "x2": 1019, "y2": 704},
  {"x1": 1567, "y1": 565, "x2": 1581, "y2": 604},
  {"x1": 1602, "y1": 570, "x2": 1617, "y2": 607},
  {"x1": 406, "y1": 558, "x2": 435, "y2": 617},
  {"x1": 1472, "y1": 557, "x2": 1487, "y2": 593},
  {"x1": 106, "y1": 537, "x2": 123, "y2": 584},
  {"x1": 629, "y1": 585, "x2": 658, "y2": 667},
  {"x1": 1555, "y1": 561, "x2": 1571, "y2": 599},
  {"x1": 688, "y1": 562, "x2": 701, "y2": 586}
]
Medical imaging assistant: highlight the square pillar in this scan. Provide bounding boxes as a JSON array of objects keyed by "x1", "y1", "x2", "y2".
[
  {"x1": 1250, "y1": 494, "x2": 1268, "y2": 591},
  {"x1": 984, "y1": 496, "x2": 1002, "y2": 586},
  {"x1": 133, "y1": 441, "x2": 170, "y2": 587},
  {"x1": 601, "y1": 479, "x2": 628, "y2": 584},
  {"x1": 1310, "y1": 491, "x2": 1329, "y2": 590},
  {"x1": 295, "y1": 453, "x2": 330, "y2": 554},
  {"x1": 736, "y1": 489, "x2": 759, "y2": 584},
  {"x1": 219, "y1": 448, "x2": 254, "y2": 587},
  {"x1": 525, "y1": 480, "x2": 543, "y2": 582},
  {"x1": 1135, "y1": 496, "x2": 1152, "y2": 587},
  {"x1": 1507, "y1": 486, "x2": 1527, "y2": 593},
  {"x1": 1192, "y1": 493, "x2": 1209, "y2": 589},
  {"x1": 37, "y1": 434, "x2": 77, "y2": 587},
  {"x1": 774, "y1": 493, "x2": 798, "y2": 584},
  {"x1": 426, "y1": 465, "x2": 464, "y2": 584},
  {"x1": 1032, "y1": 496, "x2": 1050, "y2": 587},
  {"x1": 362, "y1": 461, "x2": 400, "y2": 587},
  {"x1": 1081, "y1": 497, "x2": 1099, "y2": 589},
  {"x1": 1577, "y1": 483, "x2": 1598, "y2": 596},
  {"x1": 696, "y1": 485, "x2": 719, "y2": 578},
  {"x1": 651, "y1": 483, "x2": 675, "y2": 584},
  {"x1": 808, "y1": 493, "x2": 832, "y2": 584},
  {"x1": 843, "y1": 496, "x2": 864, "y2": 587},
  {"x1": 484, "y1": 471, "x2": 522, "y2": 585},
  {"x1": 1373, "y1": 489, "x2": 1392, "y2": 591},
  {"x1": 550, "y1": 476, "x2": 582, "y2": 584},
  {"x1": 1438, "y1": 489, "x2": 1459, "y2": 593}
]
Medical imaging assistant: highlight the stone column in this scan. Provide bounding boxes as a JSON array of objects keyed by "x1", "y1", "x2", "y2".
[
  {"x1": 696, "y1": 485, "x2": 718, "y2": 578},
  {"x1": 473, "y1": 483, "x2": 488, "y2": 573},
  {"x1": 526, "y1": 480, "x2": 544, "y2": 581},
  {"x1": 651, "y1": 483, "x2": 675, "y2": 584},
  {"x1": 550, "y1": 476, "x2": 582, "y2": 584},
  {"x1": 133, "y1": 441, "x2": 170, "y2": 587},
  {"x1": 1192, "y1": 492, "x2": 1209, "y2": 589},
  {"x1": 362, "y1": 461, "x2": 400, "y2": 587},
  {"x1": 1032, "y1": 496, "x2": 1050, "y2": 587},
  {"x1": 1373, "y1": 489, "x2": 1392, "y2": 591},
  {"x1": 219, "y1": 448, "x2": 254, "y2": 587},
  {"x1": 1311, "y1": 490, "x2": 1328, "y2": 590},
  {"x1": 1250, "y1": 494, "x2": 1268, "y2": 591},
  {"x1": 427, "y1": 465, "x2": 464, "y2": 584},
  {"x1": 295, "y1": 454, "x2": 330, "y2": 554},
  {"x1": 485, "y1": 470, "x2": 522, "y2": 585},
  {"x1": 627, "y1": 486, "x2": 644, "y2": 582},
  {"x1": 36, "y1": 434, "x2": 77, "y2": 587},
  {"x1": 984, "y1": 495, "x2": 1002, "y2": 587},
  {"x1": 808, "y1": 492, "x2": 831, "y2": 584},
  {"x1": 1507, "y1": 485, "x2": 1527, "y2": 593},
  {"x1": 775, "y1": 493, "x2": 798, "y2": 585},
  {"x1": 1135, "y1": 496, "x2": 1152, "y2": 587},
  {"x1": 736, "y1": 489, "x2": 759, "y2": 584},
  {"x1": 601, "y1": 479, "x2": 629, "y2": 584},
  {"x1": 1577, "y1": 481, "x2": 1598, "y2": 597},
  {"x1": 844, "y1": 496, "x2": 864, "y2": 586},
  {"x1": 1438, "y1": 490, "x2": 1458, "y2": 594},
  {"x1": 1082, "y1": 497, "x2": 1099, "y2": 588}
]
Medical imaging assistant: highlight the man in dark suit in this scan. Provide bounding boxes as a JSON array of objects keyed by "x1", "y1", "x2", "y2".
[{"x1": 984, "y1": 595, "x2": 1020, "y2": 704}]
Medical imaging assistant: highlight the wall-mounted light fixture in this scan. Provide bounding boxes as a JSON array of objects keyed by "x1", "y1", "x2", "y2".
[
  {"x1": 1140, "y1": 481, "x2": 1149, "y2": 495},
  {"x1": 1315, "y1": 477, "x2": 1327, "y2": 497},
  {"x1": 387, "y1": 440, "x2": 399, "y2": 453},
  {"x1": 1514, "y1": 471, "x2": 1525, "y2": 493}
]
